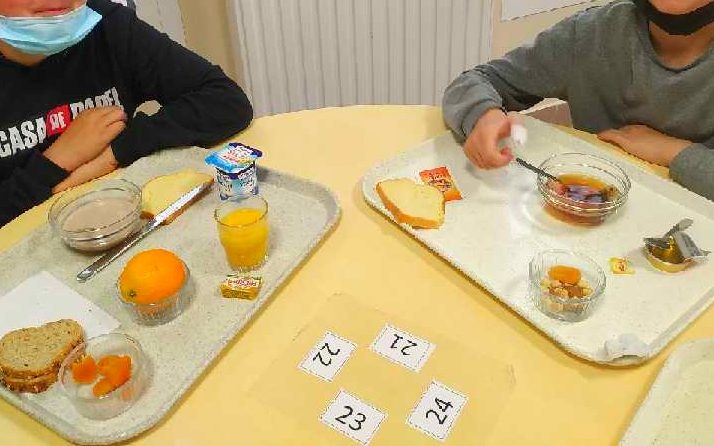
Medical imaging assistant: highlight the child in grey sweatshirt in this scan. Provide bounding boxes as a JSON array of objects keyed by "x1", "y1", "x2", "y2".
[{"x1": 443, "y1": 0, "x2": 714, "y2": 201}]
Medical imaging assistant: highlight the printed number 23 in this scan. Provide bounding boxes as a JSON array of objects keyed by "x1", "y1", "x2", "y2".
[
  {"x1": 425, "y1": 398, "x2": 453, "y2": 425},
  {"x1": 335, "y1": 405, "x2": 367, "y2": 431},
  {"x1": 313, "y1": 343, "x2": 341, "y2": 366}
]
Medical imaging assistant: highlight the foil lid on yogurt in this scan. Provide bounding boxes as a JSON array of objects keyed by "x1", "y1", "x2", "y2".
[{"x1": 205, "y1": 143, "x2": 263, "y2": 173}]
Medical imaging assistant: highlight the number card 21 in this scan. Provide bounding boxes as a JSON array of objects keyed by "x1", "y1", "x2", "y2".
[{"x1": 370, "y1": 324, "x2": 435, "y2": 372}]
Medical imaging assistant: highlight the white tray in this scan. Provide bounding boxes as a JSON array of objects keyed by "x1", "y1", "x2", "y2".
[
  {"x1": 362, "y1": 116, "x2": 714, "y2": 365},
  {"x1": 0, "y1": 147, "x2": 340, "y2": 444},
  {"x1": 620, "y1": 338, "x2": 714, "y2": 445}
]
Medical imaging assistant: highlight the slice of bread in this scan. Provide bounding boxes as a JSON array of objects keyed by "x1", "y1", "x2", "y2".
[
  {"x1": 141, "y1": 169, "x2": 213, "y2": 221},
  {"x1": 0, "y1": 319, "x2": 83, "y2": 381},
  {"x1": 376, "y1": 178, "x2": 445, "y2": 229},
  {"x1": 1, "y1": 372, "x2": 58, "y2": 394}
]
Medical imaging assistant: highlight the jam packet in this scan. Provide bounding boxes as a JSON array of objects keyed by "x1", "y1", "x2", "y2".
[
  {"x1": 419, "y1": 166, "x2": 462, "y2": 202},
  {"x1": 205, "y1": 143, "x2": 263, "y2": 200}
]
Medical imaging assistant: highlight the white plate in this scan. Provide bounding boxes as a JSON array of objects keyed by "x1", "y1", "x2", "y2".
[
  {"x1": 362, "y1": 116, "x2": 714, "y2": 365},
  {"x1": 620, "y1": 338, "x2": 714, "y2": 445}
]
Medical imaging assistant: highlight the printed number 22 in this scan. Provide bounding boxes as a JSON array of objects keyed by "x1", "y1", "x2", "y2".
[
  {"x1": 313, "y1": 343, "x2": 341, "y2": 366},
  {"x1": 425, "y1": 398, "x2": 453, "y2": 425},
  {"x1": 335, "y1": 405, "x2": 367, "y2": 431}
]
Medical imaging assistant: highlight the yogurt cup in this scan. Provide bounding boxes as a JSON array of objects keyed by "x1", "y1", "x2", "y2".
[{"x1": 205, "y1": 143, "x2": 263, "y2": 200}]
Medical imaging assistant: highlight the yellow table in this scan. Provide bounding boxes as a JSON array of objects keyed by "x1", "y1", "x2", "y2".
[{"x1": 1, "y1": 105, "x2": 710, "y2": 445}]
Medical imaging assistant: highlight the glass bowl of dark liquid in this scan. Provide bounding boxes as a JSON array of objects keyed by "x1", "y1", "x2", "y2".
[{"x1": 536, "y1": 153, "x2": 630, "y2": 225}]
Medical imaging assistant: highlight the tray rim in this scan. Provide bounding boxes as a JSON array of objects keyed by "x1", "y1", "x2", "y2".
[
  {"x1": 0, "y1": 164, "x2": 341, "y2": 445},
  {"x1": 360, "y1": 124, "x2": 714, "y2": 366}
]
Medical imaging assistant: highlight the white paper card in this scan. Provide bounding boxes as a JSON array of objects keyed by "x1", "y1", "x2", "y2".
[
  {"x1": 299, "y1": 331, "x2": 357, "y2": 382},
  {"x1": 502, "y1": 0, "x2": 598, "y2": 20},
  {"x1": 320, "y1": 389, "x2": 386, "y2": 445},
  {"x1": 407, "y1": 381, "x2": 468, "y2": 441},
  {"x1": 370, "y1": 324, "x2": 435, "y2": 372},
  {"x1": 0, "y1": 271, "x2": 120, "y2": 339}
]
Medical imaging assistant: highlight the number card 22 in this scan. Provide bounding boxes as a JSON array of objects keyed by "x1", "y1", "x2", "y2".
[
  {"x1": 370, "y1": 324, "x2": 435, "y2": 372},
  {"x1": 407, "y1": 381, "x2": 468, "y2": 441},
  {"x1": 320, "y1": 389, "x2": 387, "y2": 445},
  {"x1": 299, "y1": 331, "x2": 357, "y2": 382}
]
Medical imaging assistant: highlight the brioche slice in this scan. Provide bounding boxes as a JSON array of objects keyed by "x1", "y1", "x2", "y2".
[
  {"x1": 141, "y1": 169, "x2": 213, "y2": 221},
  {"x1": 376, "y1": 178, "x2": 445, "y2": 229},
  {"x1": 0, "y1": 319, "x2": 83, "y2": 381},
  {"x1": 2, "y1": 372, "x2": 58, "y2": 394}
]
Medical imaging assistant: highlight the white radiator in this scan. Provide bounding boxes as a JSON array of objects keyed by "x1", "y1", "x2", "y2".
[{"x1": 229, "y1": 0, "x2": 493, "y2": 117}]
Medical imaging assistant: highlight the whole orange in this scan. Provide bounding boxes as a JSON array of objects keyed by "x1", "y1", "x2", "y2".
[{"x1": 118, "y1": 249, "x2": 186, "y2": 304}]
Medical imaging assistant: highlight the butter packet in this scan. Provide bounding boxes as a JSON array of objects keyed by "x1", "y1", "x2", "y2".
[
  {"x1": 609, "y1": 257, "x2": 635, "y2": 275},
  {"x1": 419, "y1": 166, "x2": 462, "y2": 202},
  {"x1": 220, "y1": 274, "x2": 262, "y2": 300}
]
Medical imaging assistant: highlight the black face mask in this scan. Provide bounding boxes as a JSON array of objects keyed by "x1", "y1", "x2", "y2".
[{"x1": 634, "y1": 0, "x2": 714, "y2": 35}]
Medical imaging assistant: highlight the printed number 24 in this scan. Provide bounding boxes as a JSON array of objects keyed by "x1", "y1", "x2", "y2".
[
  {"x1": 313, "y1": 343, "x2": 341, "y2": 366},
  {"x1": 335, "y1": 405, "x2": 366, "y2": 431},
  {"x1": 425, "y1": 398, "x2": 453, "y2": 425}
]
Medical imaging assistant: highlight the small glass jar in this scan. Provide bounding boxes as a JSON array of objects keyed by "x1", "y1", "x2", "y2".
[
  {"x1": 59, "y1": 333, "x2": 149, "y2": 420},
  {"x1": 529, "y1": 249, "x2": 606, "y2": 322}
]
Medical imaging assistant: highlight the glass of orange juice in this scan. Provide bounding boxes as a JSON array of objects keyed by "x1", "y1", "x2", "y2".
[{"x1": 214, "y1": 195, "x2": 269, "y2": 271}]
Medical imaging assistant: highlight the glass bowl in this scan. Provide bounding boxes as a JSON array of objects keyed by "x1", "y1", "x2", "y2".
[
  {"x1": 58, "y1": 333, "x2": 149, "y2": 420},
  {"x1": 117, "y1": 261, "x2": 191, "y2": 326},
  {"x1": 537, "y1": 153, "x2": 631, "y2": 225},
  {"x1": 529, "y1": 249, "x2": 606, "y2": 322},
  {"x1": 49, "y1": 179, "x2": 142, "y2": 252}
]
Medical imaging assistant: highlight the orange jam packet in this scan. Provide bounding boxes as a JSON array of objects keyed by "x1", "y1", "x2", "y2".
[{"x1": 419, "y1": 166, "x2": 462, "y2": 202}]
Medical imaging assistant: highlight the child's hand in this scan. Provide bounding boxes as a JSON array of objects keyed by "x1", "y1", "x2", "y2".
[
  {"x1": 52, "y1": 147, "x2": 119, "y2": 193},
  {"x1": 463, "y1": 108, "x2": 515, "y2": 169},
  {"x1": 43, "y1": 107, "x2": 126, "y2": 172},
  {"x1": 597, "y1": 125, "x2": 691, "y2": 167}
]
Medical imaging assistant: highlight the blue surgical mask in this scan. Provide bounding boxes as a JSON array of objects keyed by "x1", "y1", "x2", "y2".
[{"x1": 0, "y1": 5, "x2": 102, "y2": 56}]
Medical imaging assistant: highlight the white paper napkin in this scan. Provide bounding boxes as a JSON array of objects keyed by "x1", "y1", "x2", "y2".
[{"x1": 0, "y1": 271, "x2": 119, "y2": 339}]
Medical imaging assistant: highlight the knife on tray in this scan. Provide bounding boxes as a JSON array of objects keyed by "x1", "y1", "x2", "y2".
[{"x1": 76, "y1": 181, "x2": 212, "y2": 283}]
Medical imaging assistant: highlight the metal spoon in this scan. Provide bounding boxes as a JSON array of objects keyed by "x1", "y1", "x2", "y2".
[{"x1": 515, "y1": 157, "x2": 559, "y2": 182}]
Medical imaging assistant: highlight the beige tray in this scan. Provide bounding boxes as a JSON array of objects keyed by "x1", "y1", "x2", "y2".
[{"x1": 0, "y1": 147, "x2": 340, "y2": 444}]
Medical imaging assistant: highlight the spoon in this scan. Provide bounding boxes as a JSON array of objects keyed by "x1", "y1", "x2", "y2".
[{"x1": 515, "y1": 157, "x2": 559, "y2": 182}]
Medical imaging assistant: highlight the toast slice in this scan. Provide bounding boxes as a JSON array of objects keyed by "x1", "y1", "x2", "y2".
[
  {"x1": 1, "y1": 372, "x2": 58, "y2": 393},
  {"x1": 0, "y1": 319, "x2": 83, "y2": 381},
  {"x1": 141, "y1": 170, "x2": 213, "y2": 222},
  {"x1": 376, "y1": 178, "x2": 445, "y2": 229}
]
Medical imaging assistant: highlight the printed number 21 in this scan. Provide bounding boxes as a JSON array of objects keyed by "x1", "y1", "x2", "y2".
[
  {"x1": 335, "y1": 405, "x2": 367, "y2": 431},
  {"x1": 390, "y1": 334, "x2": 418, "y2": 356},
  {"x1": 313, "y1": 343, "x2": 341, "y2": 366},
  {"x1": 426, "y1": 398, "x2": 453, "y2": 425}
]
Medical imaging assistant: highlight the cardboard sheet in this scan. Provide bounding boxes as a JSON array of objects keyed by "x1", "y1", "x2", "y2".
[{"x1": 250, "y1": 294, "x2": 516, "y2": 445}]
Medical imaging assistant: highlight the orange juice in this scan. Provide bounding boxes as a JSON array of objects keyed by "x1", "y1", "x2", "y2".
[{"x1": 217, "y1": 208, "x2": 269, "y2": 270}]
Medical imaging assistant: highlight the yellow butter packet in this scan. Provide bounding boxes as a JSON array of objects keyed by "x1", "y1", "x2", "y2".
[
  {"x1": 609, "y1": 257, "x2": 634, "y2": 275},
  {"x1": 220, "y1": 274, "x2": 262, "y2": 300}
]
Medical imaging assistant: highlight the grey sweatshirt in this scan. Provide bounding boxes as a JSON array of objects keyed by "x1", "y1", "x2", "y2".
[{"x1": 443, "y1": 0, "x2": 714, "y2": 201}]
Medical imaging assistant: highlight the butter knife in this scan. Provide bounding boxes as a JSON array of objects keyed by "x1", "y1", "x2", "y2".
[{"x1": 76, "y1": 181, "x2": 212, "y2": 283}]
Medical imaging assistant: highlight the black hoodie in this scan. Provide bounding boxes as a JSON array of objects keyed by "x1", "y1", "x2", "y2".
[{"x1": 0, "y1": 0, "x2": 253, "y2": 226}]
